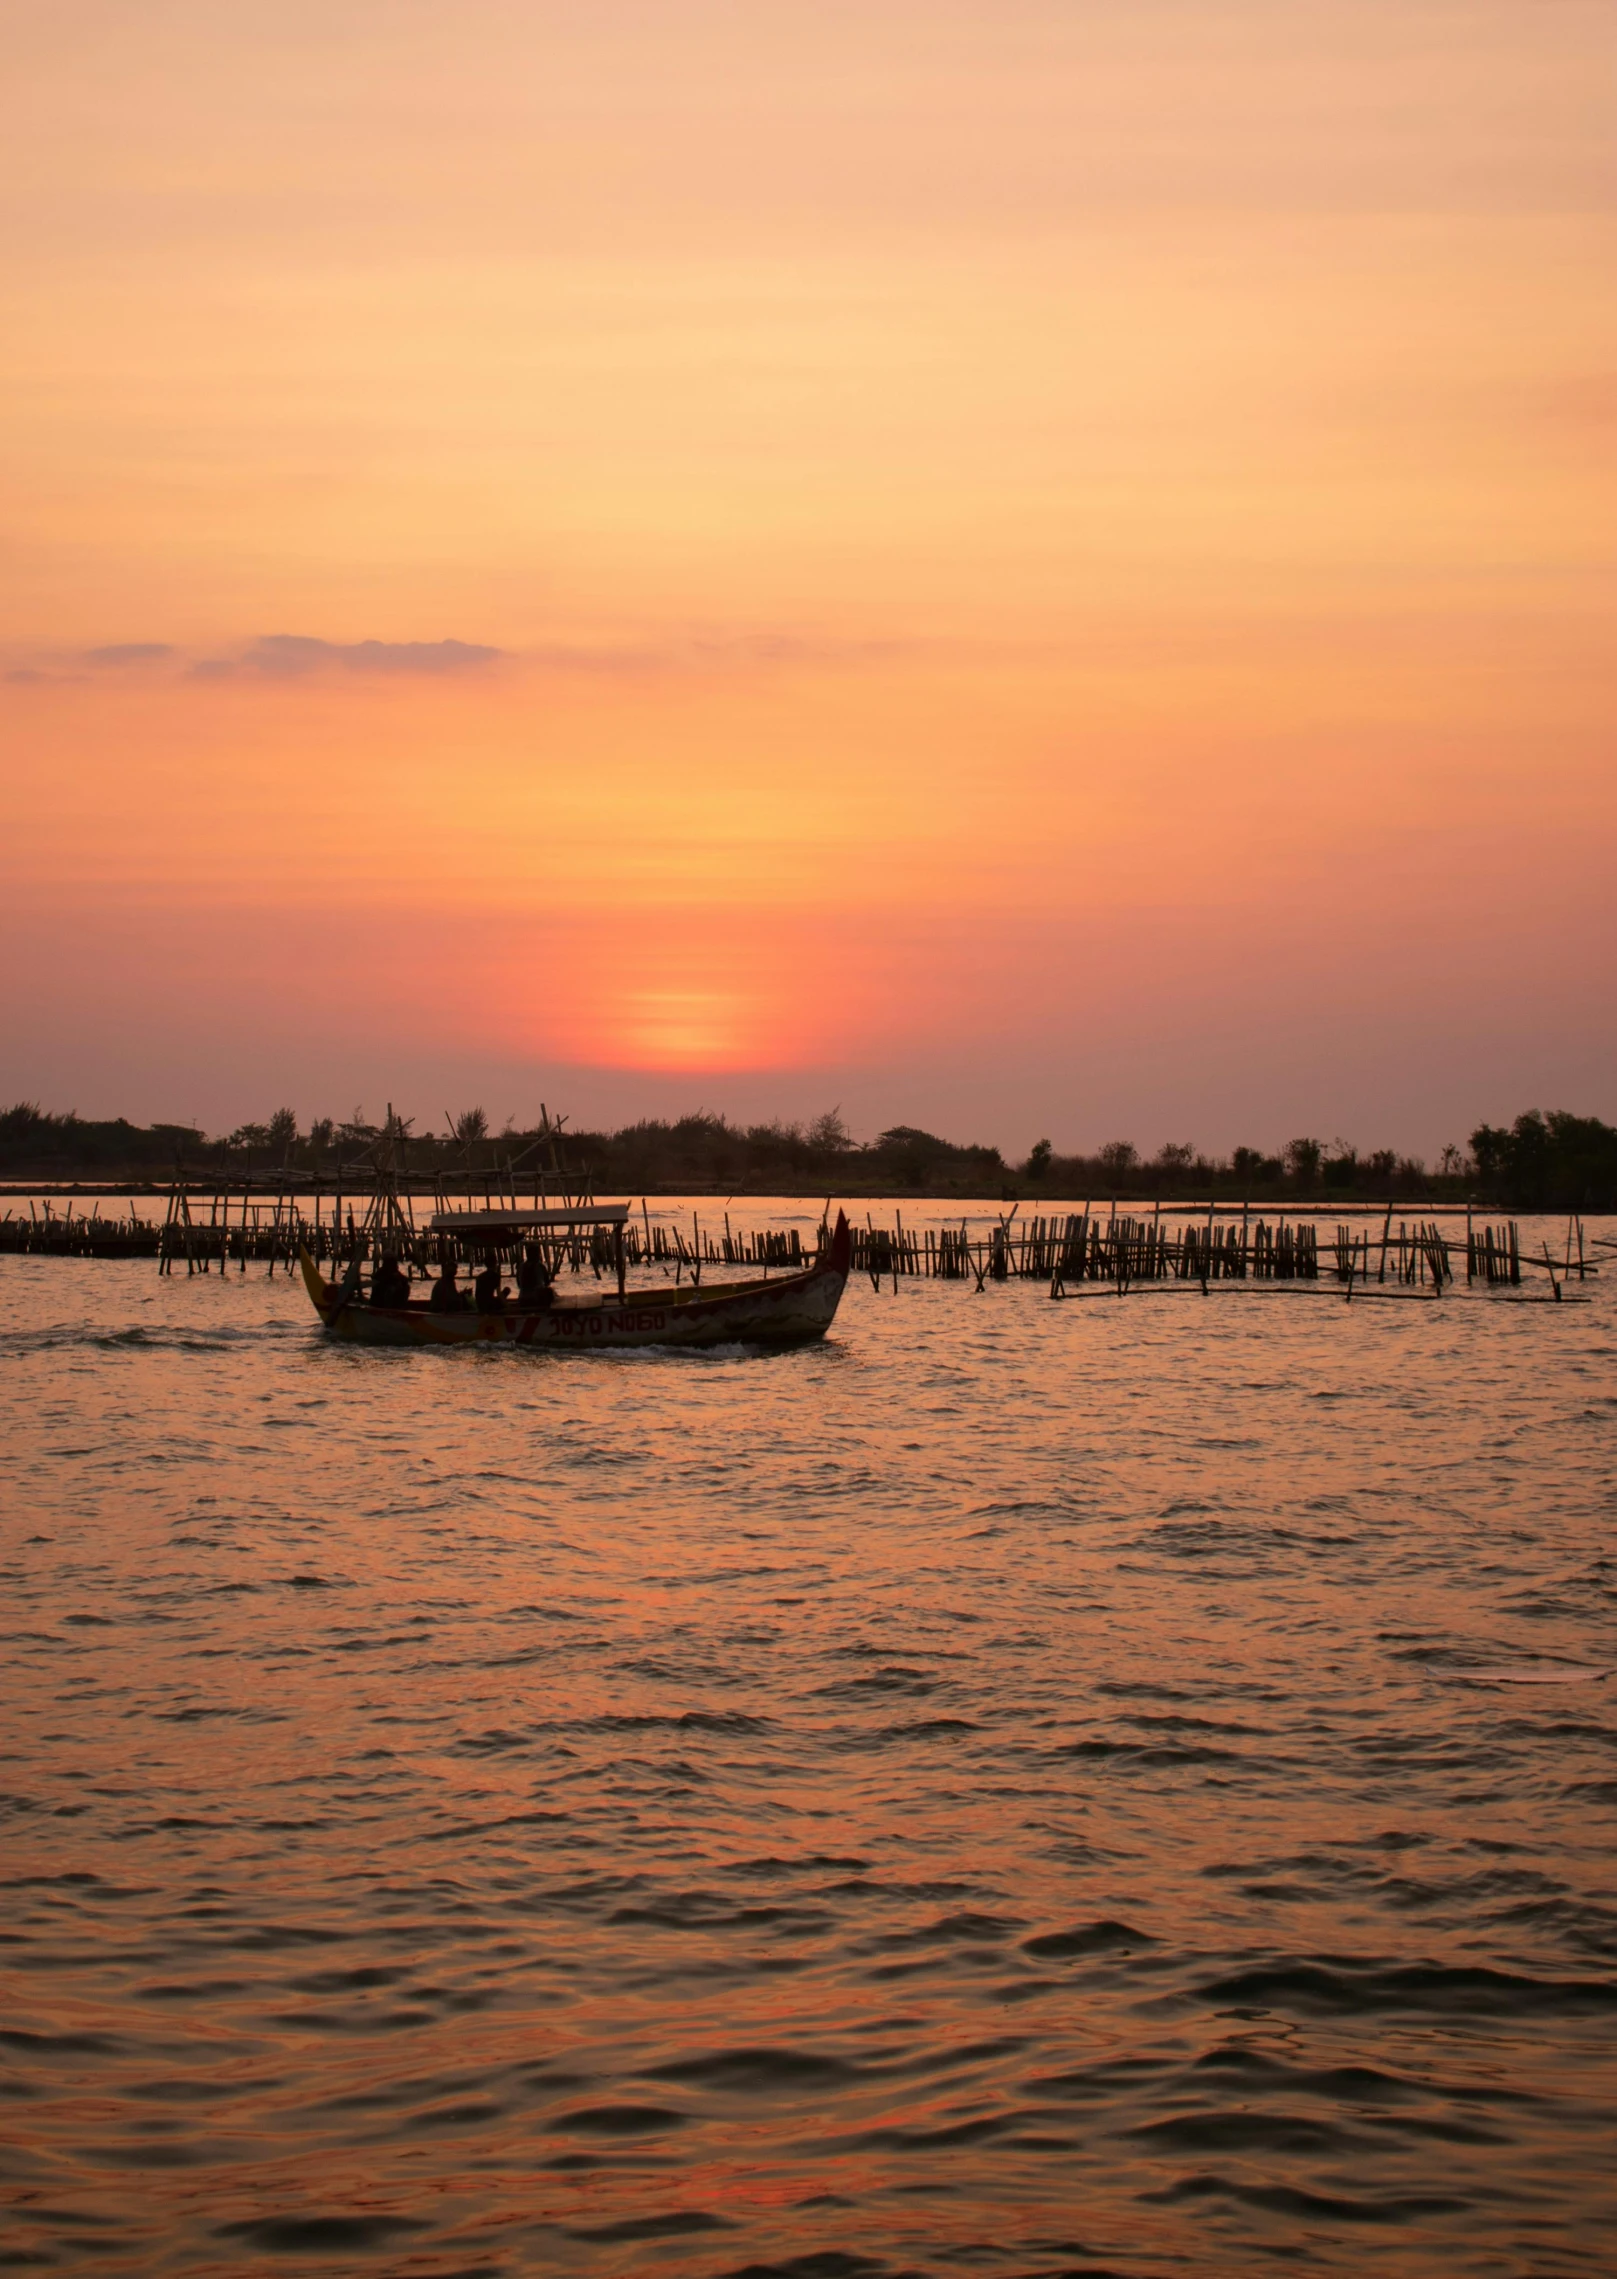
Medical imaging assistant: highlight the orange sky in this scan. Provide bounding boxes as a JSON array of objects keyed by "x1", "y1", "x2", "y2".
[{"x1": 4, "y1": 1, "x2": 1614, "y2": 1154}]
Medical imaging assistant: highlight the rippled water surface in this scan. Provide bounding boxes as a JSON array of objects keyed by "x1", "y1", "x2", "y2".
[{"x1": 3, "y1": 1207, "x2": 1615, "y2": 2277}]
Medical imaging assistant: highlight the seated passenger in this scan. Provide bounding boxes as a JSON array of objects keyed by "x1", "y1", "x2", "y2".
[
  {"x1": 516, "y1": 1245, "x2": 554, "y2": 1310},
  {"x1": 370, "y1": 1254, "x2": 411, "y2": 1307},
  {"x1": 427, "y1": 1257, "x2": 462, "y2": 1313},
  {"x1": 473, "y1": 1253, "x2": 508, "y2": 1312}
]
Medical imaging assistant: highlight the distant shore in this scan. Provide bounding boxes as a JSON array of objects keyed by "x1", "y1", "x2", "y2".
[{"x1": 4, "y1": 1102, "x2": 1614, "y2": 1212}]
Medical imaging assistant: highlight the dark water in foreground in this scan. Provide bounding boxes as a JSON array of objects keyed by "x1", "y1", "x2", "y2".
[{"x1": 3, "y1": 1208, "x2": 1615, "y2": 2277}]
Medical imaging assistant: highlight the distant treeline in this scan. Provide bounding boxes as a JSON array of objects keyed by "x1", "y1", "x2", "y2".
[
  {"x1": 1025, "y1": 1113, "x2": 1617, "y2": 1211},
  {"x1": 2, "y1": 1100, "x2": 1614, "y2": 1209},
  {"x1": 0, "y1": 1106, "x2": 206, "y2": 1176}
]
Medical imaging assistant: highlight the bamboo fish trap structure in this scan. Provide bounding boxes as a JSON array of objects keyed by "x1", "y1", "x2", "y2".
[{"x1": 0, "y1": 1167, "x2": 1596, "y2": 1309}]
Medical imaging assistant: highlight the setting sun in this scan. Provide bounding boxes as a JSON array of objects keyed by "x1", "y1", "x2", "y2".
[{"x1": 2, "y1": 1, "x2": 1612, "y2": 1154}]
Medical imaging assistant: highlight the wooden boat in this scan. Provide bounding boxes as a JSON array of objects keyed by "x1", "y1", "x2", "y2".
[{"x1": 297, "y1": 1211, "x2": 852, "y2": 1351}]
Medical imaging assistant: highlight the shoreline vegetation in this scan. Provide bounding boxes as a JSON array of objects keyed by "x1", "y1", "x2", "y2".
[{"x1": 2, "y1": 1102, "x2": 1615, "y2": 1213}]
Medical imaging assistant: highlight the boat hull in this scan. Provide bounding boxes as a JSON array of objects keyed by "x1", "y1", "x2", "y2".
[{"x1": 298, "y1": 1216, "x2": 851, "y2": 1352}]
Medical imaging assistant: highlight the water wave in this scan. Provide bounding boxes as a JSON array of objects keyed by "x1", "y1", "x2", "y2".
[{"x1": 1, "y1": 1239, "x2": 1615, "y2": 2274}]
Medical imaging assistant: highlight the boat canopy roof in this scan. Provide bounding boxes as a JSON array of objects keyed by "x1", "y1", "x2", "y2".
[{"x1": 427, "y1": 1203, "x2": 632, "y2": 1233}]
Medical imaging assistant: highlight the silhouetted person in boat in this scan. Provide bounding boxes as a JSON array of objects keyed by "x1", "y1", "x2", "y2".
[
  {"x1": 428, "y1": 1256, "x2": 463, "y2": 1313},
  {"x1": 516, "y1": 1245, "x2": 554, "y2": 1310},
  {"x1": 473, "y1": 1252, "x2": 508, "y2": 1312},
  {"x1": 333, "y1": 1257, "x2": 364, "y2": 1309},
  {"x1": 370, "y1": 1254, "x2": 411, "y2": 1307}
]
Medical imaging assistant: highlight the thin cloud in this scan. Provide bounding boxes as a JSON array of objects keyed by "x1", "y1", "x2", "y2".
[
  {"x1": 6, "y1": 628, "x2": 911, "y2": 690},
  {"x1": 194, "y1": 635, "x2": 504, "y2": 679},
  {"x1": 84, "y1": 642, "x2": 175, "y2": 668}
]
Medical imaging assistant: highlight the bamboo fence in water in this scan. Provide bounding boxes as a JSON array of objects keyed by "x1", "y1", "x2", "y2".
[{"x1": 0, "y1": 1189, "x2": 1597, "y2": 1301}]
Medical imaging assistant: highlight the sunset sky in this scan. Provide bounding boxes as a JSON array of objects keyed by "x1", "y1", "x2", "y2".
[{"x1": 5, "y1": 1, "x2": 1614, "y2": 1157}]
